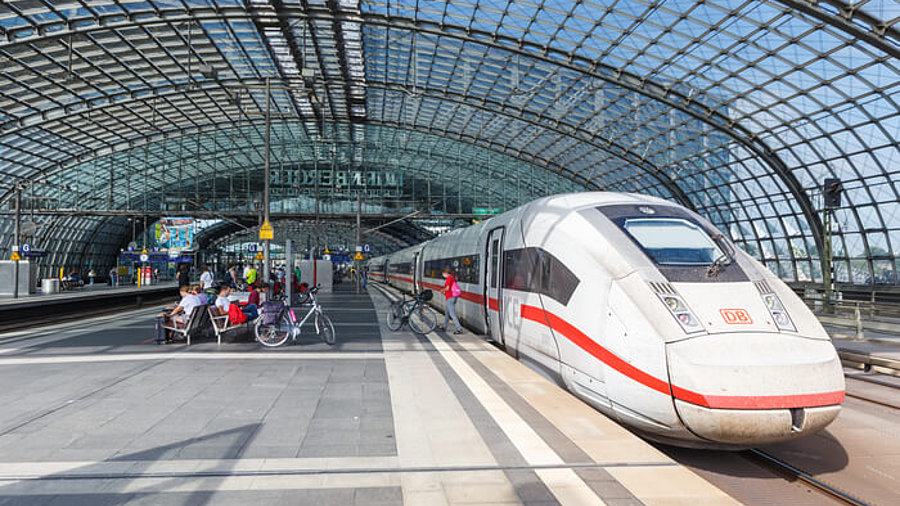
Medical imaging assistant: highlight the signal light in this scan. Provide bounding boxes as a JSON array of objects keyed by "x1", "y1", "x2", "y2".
[{"x1": 823, "y1": 178, "x2": 843, "y2": 209}]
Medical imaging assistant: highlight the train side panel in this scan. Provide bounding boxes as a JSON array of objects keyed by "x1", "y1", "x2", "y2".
[
  {"x1": 385, "y1": 246, "x2": 420, "y2": 293},
  {"x1": 420, "y1": 223, "x2": 489, "y2": 334}
]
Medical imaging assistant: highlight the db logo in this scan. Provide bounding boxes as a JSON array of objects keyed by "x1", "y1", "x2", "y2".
[{"x1": 720, "y1": 308, "x2": 753, "y2": 325}]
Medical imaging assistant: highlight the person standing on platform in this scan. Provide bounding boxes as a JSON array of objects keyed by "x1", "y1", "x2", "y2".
[
  {"x1": 176, "y1": 264, "x2": 190, "y2": 291},
  {"x1": 88, "y1": 269, "x2": 96, "y2": 286},
  {"x1": 275, "y1": 266, "x2": 285, "y2": 291},
  {"x1": 245, "y1": 264, "x2": 257, "y2": 286},
  {"x1": 227, "y1": 264, "x2": 238, "y2": 288},
  {"x1": 200, "y1": 265, "x2": 214, "y2": 290},
  {"x1": 438, "y1": 267, "x2": 464, "y2": 334}
]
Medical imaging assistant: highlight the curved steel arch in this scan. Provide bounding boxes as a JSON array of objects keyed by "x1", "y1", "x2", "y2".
[
  {"x1": 352, "y1": 12, "x2": 826, "y2": 267},
  {"x1": 0, "y1": 8, "x2": 816, "y2": 256},
  {"x1": 4, "y1": 72, "x2": 696, "y2": 210},
  {"x1": 0, "y1": 1, "x2": 896, "y2": 285},
  {"x1": 1, "y1": 76, "x2": 693, "y2": 209},
  {"x1": 1, "y1": 117, "x2": 599, "y2": 207},
  {"x1": 206, "y1": 219, "x2": 413, "y2": 253},
  {"x1": 14, "y1": 121, "x2": 580, "y2": 216}
]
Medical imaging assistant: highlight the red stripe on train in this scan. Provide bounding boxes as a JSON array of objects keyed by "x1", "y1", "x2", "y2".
[{"x1": 520, "y1": 304, "x2": 844, "y2": 410}]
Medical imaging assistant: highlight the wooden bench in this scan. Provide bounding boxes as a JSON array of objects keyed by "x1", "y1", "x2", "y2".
[
  {"x1": 160, "y1": 304, "x2": 211, "y2": 345},
  {"x1": 208, "y1": 306, "x2": 251, "y2": 345}
]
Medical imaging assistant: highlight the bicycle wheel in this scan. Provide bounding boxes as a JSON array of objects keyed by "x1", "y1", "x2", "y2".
[
  {"x1": 408, "y1": 305, "x2": 437, "y2": 334},
  {"x1": 256, "y1": 313, "x2": 291, "y2": 347},
  {"x1": 315, "y1": 312, "x2": 336, "y2": 345},
  {"x1": 386, "y1": 302, "x2": 405, "y2": 331}
]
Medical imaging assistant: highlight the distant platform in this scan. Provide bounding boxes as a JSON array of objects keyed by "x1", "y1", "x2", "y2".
[{"x1": 0, "y1": 283, "x2": 177, "y2": 307}]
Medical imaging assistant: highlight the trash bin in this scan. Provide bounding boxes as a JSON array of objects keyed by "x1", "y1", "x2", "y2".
[{"x1": 41, "y1": 278, "x2": 60, "y2": 294}]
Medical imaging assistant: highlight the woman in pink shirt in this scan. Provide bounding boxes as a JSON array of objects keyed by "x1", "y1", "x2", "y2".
[{"x1": 438, "y1": 268, "x2": 464, "y2": 334}]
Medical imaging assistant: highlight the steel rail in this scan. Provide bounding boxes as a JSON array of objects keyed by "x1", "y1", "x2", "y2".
[
  {"x1": 746, "y1": 450, "x2": 871, "y2": 506},
  {"x1": 843, "y1": 374, "x2": 900, "y2": 410}
]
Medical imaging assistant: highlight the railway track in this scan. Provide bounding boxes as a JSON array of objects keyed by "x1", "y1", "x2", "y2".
[
  {"x1": 839, "y1": 349, "x2": 900, "y2": 409},
  {"x1": 738, "y1": 369, "x2": 899, "y2": 505},
  {"x1": 843, "y1": 373, "x2": 900, "y2": 410},
  {"x1": 745, "y1": 450, "x2": 871, "y2": 506}
]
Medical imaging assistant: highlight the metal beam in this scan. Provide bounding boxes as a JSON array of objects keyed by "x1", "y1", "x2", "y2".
[
  {"x1": 0, "y1": 209, "x2": 493, "y2": 221},
  {"x1": 771, "y1": 0, "x2": 899, "y2": 59}
]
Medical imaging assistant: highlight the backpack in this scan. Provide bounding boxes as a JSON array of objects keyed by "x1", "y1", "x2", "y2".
[
  {"x1": 227, "y1": 303, "x2": 247, "y2": 324},
  {"x1": 260, "y1": 301, "x2": 285, "y2": 325},
  {"x1": 450, "y1": 282, "x2": 463, "y2": 298}
]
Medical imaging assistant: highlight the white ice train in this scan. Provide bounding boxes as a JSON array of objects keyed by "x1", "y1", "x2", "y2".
[{"x1": 368, "y1": 192, "x2": 845, "y2": 449}]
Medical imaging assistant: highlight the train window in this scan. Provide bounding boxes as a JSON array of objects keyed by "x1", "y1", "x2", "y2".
[
  {"x1": 539, "y1": 252, "x2": 580, "y2": 306},
  {"x1": 504, "y1": 248, "x2": 540, "y2": 292},
  {"x1": 423, "y1": 255, "x2": 480, "y2": 284},
  {"x1": 503, "y1": 248, "x2": 579, "y2": 305},
  {"x1": 389, "y1": 262, "x2": 412, "y2": 275},
  {"x1": 624, "y1": 218, "x2": 723, "y2": 266}
]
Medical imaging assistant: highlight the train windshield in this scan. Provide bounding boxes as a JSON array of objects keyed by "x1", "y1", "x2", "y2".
[{"x1": 623, "y1": 218, "x2": 724, "y2": 266}]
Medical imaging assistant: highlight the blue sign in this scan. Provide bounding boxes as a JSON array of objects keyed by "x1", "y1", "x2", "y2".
[
  {"x1": 330, "y1": 254, "x2": 352, "y2": 264},
  {"x1": 362, "y1": 244, "x2": 371, "y2": 253},
  {"x1": 20, "y1": 243, "x2": 30, "y2": 253},
  {"x1": 119, "y1": 252, "x2": 180, "y2": 264},
  {"x1": 22, "y1": 248, "x2": 46, "y2": 258},
  {"x1": 247, "y1": 244, "x2": 258, "y2": 253}
]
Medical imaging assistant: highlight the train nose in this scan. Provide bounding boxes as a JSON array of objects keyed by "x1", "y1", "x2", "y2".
[{"x1": 666, "y1": 333, "x2": 845, "y2": 446}]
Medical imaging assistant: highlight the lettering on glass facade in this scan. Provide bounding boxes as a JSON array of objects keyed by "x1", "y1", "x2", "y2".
[
  {"x1": 270, "y1": 168, "x2": 403, "y2": 190},
  {"x1": 270, "y1": 169, "x2": 405, "y2": 198}
]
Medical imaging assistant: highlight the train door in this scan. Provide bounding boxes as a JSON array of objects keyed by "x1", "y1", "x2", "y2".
[
  {"x1": 412, "y1": 252, "x2": 420, "y2": 293},
  {"x1": 484, "y1": 228, "x2": 505, "y2": 345}
]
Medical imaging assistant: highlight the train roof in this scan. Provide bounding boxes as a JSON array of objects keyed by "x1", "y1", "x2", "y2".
[{"x1": 371, "y1": 192, "x2": 682, "y2": 261}]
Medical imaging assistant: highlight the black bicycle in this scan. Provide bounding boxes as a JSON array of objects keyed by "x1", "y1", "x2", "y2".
[{"x1": 387, "y1": 290, "x2": 437, "y2": 334}]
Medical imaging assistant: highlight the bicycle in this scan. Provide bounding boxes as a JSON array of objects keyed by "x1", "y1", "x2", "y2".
[
  {"x1": 387, "y1": 290, "x2": 437, "y2": 334},
  {"x1": 256, "y1": 285, "x2": 336, "y2": 347}
]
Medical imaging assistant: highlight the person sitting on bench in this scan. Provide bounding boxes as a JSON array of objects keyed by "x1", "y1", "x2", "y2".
[
  {"x1": 214, "y1": 285, "x2": 232, "y2": 317},
  {"x1": 164, "y1": 285, "x2": 204, "y2": 328},
  {"x1": 243, "y1": 284, "x2": 260, "y2": 320}
]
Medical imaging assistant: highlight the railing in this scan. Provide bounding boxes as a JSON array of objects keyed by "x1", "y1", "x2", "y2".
[
  {"x1": 797, "y1": 289, "x2": 900, "y2": 340},
  {"x1": 801, "y1": 292, "x2": 900, "y2": 319}
]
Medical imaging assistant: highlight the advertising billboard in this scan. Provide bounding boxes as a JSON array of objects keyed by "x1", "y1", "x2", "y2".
[{"x1": 157, "y1": 217, "x2": 195, "y2": 252}]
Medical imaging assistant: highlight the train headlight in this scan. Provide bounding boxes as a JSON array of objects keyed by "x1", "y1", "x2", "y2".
[
  {"x1": 762, "y1": 293, "x2": 795, "y2": 332},
  {"x1": 664, "y1": 297, "x2": 682, "y2": 311},
  {"x1": 659, "y1": 295, "x2": 703, "y2": 333}
]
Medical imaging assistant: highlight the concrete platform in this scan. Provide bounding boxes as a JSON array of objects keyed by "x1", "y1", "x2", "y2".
[
  {"x1": 0, "y1": 283, "x2": 177, "y2": 306},
  {"x1": 0, "y1": 283, "x2": 178, "y2": 312},
  {"x1": 0, "y1": 284, "x2": 738, "y2": 505}
]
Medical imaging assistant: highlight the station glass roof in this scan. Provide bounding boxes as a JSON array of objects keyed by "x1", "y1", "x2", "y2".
[{"x1": 0, "y1": 0, "x2": 897, "y2": 286}]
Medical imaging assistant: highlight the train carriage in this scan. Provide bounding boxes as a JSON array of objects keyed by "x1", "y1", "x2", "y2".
[{"x1": 369, "y1": 192, "x2": 845, "y2": 449}]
